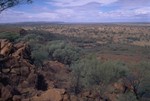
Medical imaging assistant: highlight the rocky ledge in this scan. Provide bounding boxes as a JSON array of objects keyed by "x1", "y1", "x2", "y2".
[{"x1": 0, "y1": 39, "x2": 71, "y2": 101}]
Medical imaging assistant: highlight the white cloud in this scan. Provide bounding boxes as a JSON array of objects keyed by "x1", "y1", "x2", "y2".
[
  {"x1": 55, "y1": 9, "x2": 75, "y2": 18},
  {"x1": 0, "y1": 10, "x2": 59, "y2": 23},
  {"x1": 134, "y1": 7, "x2": 150, "y2": 15},
  {"x1": 47, "y1": 0, "x2": 118, "y2": 7},
  {"x1": 0, "y1": 2, "x2": 150, "y2": 23},
  {"x1": 29, "y1": 12, "x2": 58, "y2": 19},
  {"x1": 117, "y1": 0, "x2": 150, "y2": 9}
]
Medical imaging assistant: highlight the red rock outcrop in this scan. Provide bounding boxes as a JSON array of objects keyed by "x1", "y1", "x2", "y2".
[
  {"x1": 0, "y1": 39, "x2": 71, "y2": 101},
  {"x1": 31, "y1": 88, "x2": 68, "y2": 101},
  {"x1": 0, "y1": 39, "x2": 13, "y2": 56},
  {"x1": 0, "y1": 39, "x2": 36, "y2": 101}
]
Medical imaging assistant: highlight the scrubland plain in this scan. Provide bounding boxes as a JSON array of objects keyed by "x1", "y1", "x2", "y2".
[{"x1": 0, "y1": 23, "x2": 150, "y2": 101}]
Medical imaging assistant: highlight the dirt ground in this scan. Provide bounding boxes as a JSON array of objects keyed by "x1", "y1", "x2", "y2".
[{"x1": 98, "y1": 53, "x2": 150, "y2": 64}]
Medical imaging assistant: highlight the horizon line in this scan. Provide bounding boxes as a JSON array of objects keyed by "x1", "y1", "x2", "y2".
[{"x1": 0, "y1": 21, "x2": 150, "y2": 24}]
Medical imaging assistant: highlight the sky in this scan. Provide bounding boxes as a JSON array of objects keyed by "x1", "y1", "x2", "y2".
[{"x1": 0, "y1": 0, "x2": 150, "y2": 23}]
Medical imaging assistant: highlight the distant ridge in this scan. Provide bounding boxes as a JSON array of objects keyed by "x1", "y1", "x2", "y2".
[
  {"x1": 0, "y1": 21, "x2": 150, "y2": 27},
  {"x1": 0, "y1": 21, "x2": 65, "y2": 25}
]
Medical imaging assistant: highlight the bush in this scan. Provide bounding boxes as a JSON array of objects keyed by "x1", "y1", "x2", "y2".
[
  {"x1": 118, "y1": 92, "x2": 138, "y2": 101},
  {"x1": 17, "y1": 34, "x2": 45, "y2": 43},
  {"x1": 31, "y1": 47, "x2": 49, "y2": 67},
  {"x1": 17, "y1": 32, "x2": 81, "y2": 66},
  {"x1": 100, "y1": 61, "x2": 129, "y2": 84},
  {"x1": 135, "y1": 62, "x2": 150, "y2": 99},
  {"x1": 125, "y1": 61, "x2": 150, "y2": 100},
  {"x1": 0, "y1": 32, "x2": 19, "y2": 41},
  {"x1": 46, "y1": 40, "x2": 81, "y2": 65},
  {"x1": 71, "y1": 55, "x2": 129, "y2": 93},
  {"x1": 31, "y1": 40, "x2": 81, "y2": 66}
]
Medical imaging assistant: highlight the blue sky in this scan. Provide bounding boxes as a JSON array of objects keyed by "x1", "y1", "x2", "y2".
[{"x1": 0, "y1": 0, "x2": 150, "y2": 23}]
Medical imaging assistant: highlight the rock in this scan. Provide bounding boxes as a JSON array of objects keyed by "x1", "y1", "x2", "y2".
[
  {"x1": 82, "y1": 91, "x2": 91, "y2": 97},
  {"x1": 20, "y1": 81, "x2": 29, "y2": 88},
  {"x1": 2, "y1": 68, "x2": 11, "y2": 73},
  {"x1": 70, "y1": 95, "x2": 78, "y2": 101},
  {"x1": 107, "y1": 93, "x2": 118, "y2": 101},
  {"x1": 43, "y1": 61, "x2": 69, "y2": 73},
  {"x1": 26, "y1": 72, "x2": 37, "y2": 87},
  {"x1": 0, "y1": 39, "x2": 36, "y2": 100},
  {"x1": 13, "y1": 42, "x2": 31, "y2": 60},
  {"x1": 20, "y1": 66, "x2": 30, "y2": 76},
  {"x1": 1, "y1": 85, "x2": 13, "y2": 101},
  {"x1": 0, "y1": 39, "x2": 7, "y2": 48},
  {"x1": 19, "y1": 87, "x2": 37, "y2": 98},
  {"x1": 22, "y1": 99, "x2": 30, "y2": 101},
  {"x1": 0, "y1": 39, "x2": 13, "y2": 56},
  {"x1": 63, "y1": 94, "x2": 70, "y2": 101},
  {"x1": 4, "y1": 57, "x2": 20, "y2": 68},
  {"x1": 0, "y1": 39, "x2": 72, "y2": 101},
  {"x1": 31, "y1": 88, "x2": 66, "y2": 101},
  {"x1": 13, "y1": 95, "x2": 21, "y2": 101},
  {"x1": 113, "y1": 81, "x2": 125, "y2": 93}
]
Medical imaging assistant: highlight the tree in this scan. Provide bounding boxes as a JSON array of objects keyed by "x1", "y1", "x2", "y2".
[{"x1": 0, "y1": 0, "x2": 32, "y2": 12}]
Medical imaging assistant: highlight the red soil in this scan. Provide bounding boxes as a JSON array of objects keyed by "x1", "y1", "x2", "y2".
[{"x1": 98, "y1": 53, "x2": 148, "y2": 63}]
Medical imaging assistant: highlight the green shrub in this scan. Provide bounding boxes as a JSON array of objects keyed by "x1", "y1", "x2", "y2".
[
  {"x1": 100, "y1": 61, "x2": 129, "y2": 84},
  {"x1": 31, "y1": 47, "x2": 49, "y2": 67},
  {"x1": 118, "y1": 92, "x2": 138, "y2": 101},
  {"x1": 135, "y1": 62, "x2": 150, "y2": 99},
  {"x1": 125, "y1": 62, "x2": 150, "y2": 100},
  {"x1": 17, "y1": 34, "x2": 45, "y2": 43},
  {"x1": 0, "y1": 32, "x2": 19, "y2": 41},
  {"x1": 29, "y1": 40, "x2": 49, "y2": 67},
  {"x1": 30, "y1": 40, "x2": 80, "y2": 66},
  {"x1": 17, "y1": 32, "x2": 81, "y2": 66},
  {"x1": 31, "y1": 43, "x2": 49, "y2": 66},
  {"x1": 46, "y1": 40, "x2": 81, "y2": 65},
  {"x1": 71, "y1": 55, "x2": 129, "y2": 93}
]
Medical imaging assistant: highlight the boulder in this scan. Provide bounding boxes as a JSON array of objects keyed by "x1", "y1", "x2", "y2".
[
  {"x1": 0, "y1": 39, "x2": 36, "y2": 100},
  {"x1": 113, "y1": 82, "x2": 125, "y2": 93},
  {"x1": 70, "y1": 95, "x2": 78, "y2": 101},
  {"x1": 63, "y1": 94, "x2": 70, "y2": 101},
  {"x1": 43, "y1": 61, "x2": 70, "y2": 73},
  {"x1": 13, "y1": 42, "x2": 31, "y2": 60},
  {"x1": 1, "y1": 85, "x2": 13, "y2": 101},
  {"x1": 13, "y1": 95, "x2": 21, "y2": 101},
  {"x1": 0, "y1": 39, "x2": 13, "y2": 56},
  {"x1": 31, "y1": 88, "x2": 66, "y2": 101}
]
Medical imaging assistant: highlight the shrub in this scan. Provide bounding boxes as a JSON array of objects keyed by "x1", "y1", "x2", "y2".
[
  {"x1": 118, "y1": 92, "x2": 138, "y2": 101},
  {"x1": 17, "y1": 34, "x2": 45, "y2": 43},
  {"x1": 100, "y1": 61, "x2": 129, "y2": 84},
  {"x1": 71, "y1": 55, "x2": 129, "y2": 93},
  {"x1": 31, "y1": 40, "x2": 80, "y2": 66},
  {"x1": 46, "y1": 40, "x2": 81, "y2": 65},
  {"x1": 17, "y1": 32, "x2": 81, "y2": 66},
  {"x1": 31, "y1": 47, "x2": 49, "y2": 67},
  {"x1": 124, "y1": 62, "x2": 150, "y2": 100},
  {"x1": 0, "y1": 32, "x2": 19, "y2": 41}
]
